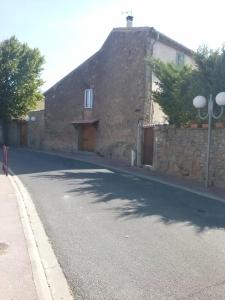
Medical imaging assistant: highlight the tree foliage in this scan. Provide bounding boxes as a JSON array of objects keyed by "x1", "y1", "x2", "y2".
[
  {"x1": 150, "y1": 61, "x2": 197, "y2": 125},
  {"x1": 0, "y1": 36, "x2": 44, "y2": 121},
  {"x1": 194, "y1": 45, "x2": 225, "y2": 96},
  {"x1": 149, "y1": 46, "x2": 225, "y2": 126}
]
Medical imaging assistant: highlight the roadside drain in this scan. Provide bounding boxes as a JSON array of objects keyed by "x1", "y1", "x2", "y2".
[{"x1": 0, "y1": 243, "x2": 9, "y2": 255}]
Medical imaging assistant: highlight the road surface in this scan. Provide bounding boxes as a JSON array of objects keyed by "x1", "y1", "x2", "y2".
[{"x1": 9, "y1": 148, "x2": 225, "y2": 299}]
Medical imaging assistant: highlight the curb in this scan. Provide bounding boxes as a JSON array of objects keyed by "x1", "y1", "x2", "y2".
[
  {"x1": 8, "y1": 169, "x2": 74, "y2": 300},
  {"x1": 18, "y1": 148, "x2": 225, "y2": 204}
]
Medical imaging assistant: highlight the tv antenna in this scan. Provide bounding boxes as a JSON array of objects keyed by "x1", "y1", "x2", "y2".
[{"x1": 121, "y1": 10, "x2": 133, "y2": 16}]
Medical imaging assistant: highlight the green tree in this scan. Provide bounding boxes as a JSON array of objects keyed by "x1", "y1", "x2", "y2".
[
  {"x1": 149, "y1": 59, "x2": 197, "y2": 125},
  {"x1": 149, "y1": 46, "x2": 225, "y2": 126},
  {"x1": 194, "y1": 45, "x2": 225, "y2": 95},
  {"x1": 0, "y1": 36, "x2": 44, "y2": 142}
]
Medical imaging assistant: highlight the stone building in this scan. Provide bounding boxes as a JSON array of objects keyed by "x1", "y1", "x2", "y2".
[{"x1": 43, "y1": 19, "x2": 194, "y2": 162}]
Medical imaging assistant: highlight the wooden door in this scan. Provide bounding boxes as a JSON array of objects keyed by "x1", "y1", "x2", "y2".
[
  {"x1": 143, "y1": 127, "x2": 154, "y2": 165},
  {"x1": 81, "y1": 125, "x2": 96, "y2": 151},
  {"x1": 20, "y1": 121, "x2": 28, "y2": 147}
]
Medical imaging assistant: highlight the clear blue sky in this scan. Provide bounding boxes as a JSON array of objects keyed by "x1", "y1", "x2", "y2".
[{"x1": 1, "y1": 0, "x2": 225, "y2": 91}]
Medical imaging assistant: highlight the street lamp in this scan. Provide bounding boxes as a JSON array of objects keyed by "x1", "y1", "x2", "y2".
[
  {"x1": 24, "y1": 115, "x2": 36, "y2": 122},
  {"x1": 193, "y1": 92, "x2": 225, "y2": 188}
]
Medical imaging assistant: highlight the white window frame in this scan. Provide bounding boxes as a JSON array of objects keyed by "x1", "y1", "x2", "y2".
[{"x1": 84, "y1": 88, "x2": 93, "y2": 108}]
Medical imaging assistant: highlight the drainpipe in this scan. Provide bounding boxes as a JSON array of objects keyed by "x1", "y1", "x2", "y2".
[
  {"x1": 136, "y1": 30, "x2": 160, "y2": 167},
  {"x1": 136, "y1": 119, "x2": 143, "y2": 167},
  {"x1": 149, "y1": 29, "x2": 160, "y2": 124},
  {"x1": 150, "y1": 29, "x2": 160, "y2": 55}
]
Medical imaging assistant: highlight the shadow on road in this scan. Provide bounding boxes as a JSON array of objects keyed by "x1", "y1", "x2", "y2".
[
  {"x1": 8, "y1": 148, "x2": 225, "y2": 233},
  {"x1": 38, "y1": 168, "x2": 225, "y2": 233}
]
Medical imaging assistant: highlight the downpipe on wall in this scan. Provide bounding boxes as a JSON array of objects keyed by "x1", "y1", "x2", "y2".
[{"x1": 136, "y1": 119, "x2": 143, "y2": 167}]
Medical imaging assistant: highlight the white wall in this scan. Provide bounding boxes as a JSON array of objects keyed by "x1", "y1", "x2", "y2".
[{"x1": 153, "y1": 41, "x2": 194, "y2": 65}]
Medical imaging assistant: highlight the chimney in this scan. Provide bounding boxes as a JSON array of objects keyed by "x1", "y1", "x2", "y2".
[{"x1": 126, "y1": 15, "x2": 134, "y2": 27}]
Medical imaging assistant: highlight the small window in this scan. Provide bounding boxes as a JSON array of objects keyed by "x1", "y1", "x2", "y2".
[
  {"x1": 176, "y1": 52, "x2": 185, "y2": 66},
  {"x1": 84, "y1": 89, "x2": 93, "y2": 108}
]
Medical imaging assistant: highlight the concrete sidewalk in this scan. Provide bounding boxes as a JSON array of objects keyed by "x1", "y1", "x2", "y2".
[{"x1": 0, "y1": 169, "x2": 37, "y2": 300}]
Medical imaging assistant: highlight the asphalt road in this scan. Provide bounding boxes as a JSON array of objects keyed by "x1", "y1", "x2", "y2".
[{"x1": 8, "y1": 148, "x2": 225, "y2": 300}]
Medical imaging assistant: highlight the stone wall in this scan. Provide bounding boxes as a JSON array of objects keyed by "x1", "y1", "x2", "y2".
[
  {"x1": 153, "y1": 126, "x2": 225, "y2": 187},
  {"x1": 8, "y1": 121, "x2": 20, "y2": 146},
  {"x1": 0, "y1": 120, "x2": 21, "y2": 146},
  {"x1": 0, "y1": 112, "x2": 44, "y2": 149},
  {"x1": 28, "y1": 110, "x2": 44, "y2": 149},
  {"x1": 44, "y1": 28, "x2": 151, "y2": 161}
]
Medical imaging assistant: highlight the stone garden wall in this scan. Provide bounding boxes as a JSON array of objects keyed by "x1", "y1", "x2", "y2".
[
  {"x1": 27, "y1": 110, "x2": 44, "y2": 149},
  {"x1": 154, "y1": 126, "x2": 225, "y2": 187}
]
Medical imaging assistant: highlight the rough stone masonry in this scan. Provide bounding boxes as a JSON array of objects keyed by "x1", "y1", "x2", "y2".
[{"x1": 154, "y1": 126, "x2": 225, "y2": 188}]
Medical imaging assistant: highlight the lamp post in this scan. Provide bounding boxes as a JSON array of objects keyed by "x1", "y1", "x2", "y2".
[{"x1": 193, "y1": 92, "x2": 225, "y2": 188}]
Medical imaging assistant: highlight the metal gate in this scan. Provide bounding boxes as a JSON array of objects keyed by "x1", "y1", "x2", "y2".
[{"x1": 143, "y1": 126, "x2": 154, "y2": 165}]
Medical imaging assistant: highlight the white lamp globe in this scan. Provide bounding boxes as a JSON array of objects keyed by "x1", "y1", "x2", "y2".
[
  {"x1": 24, "y1": 115, "x2": 30, "y2": 121},
  {"x1": 30, "y1": 116, "x2": 36, "y2": 122},
  {"x1": 215, "y1": 92, "x2": 225, "y2": 106},
  {"x1": 193, "y1": 96, "x2": 207, "y2": 109}
]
